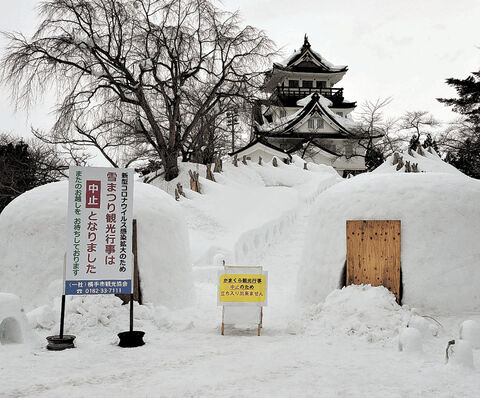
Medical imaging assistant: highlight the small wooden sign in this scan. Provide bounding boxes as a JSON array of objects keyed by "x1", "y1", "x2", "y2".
[{"x1": 218, "y1": 266, "x2": 268, "y2": 336}]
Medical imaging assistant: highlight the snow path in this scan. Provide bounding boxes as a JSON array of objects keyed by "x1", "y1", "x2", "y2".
[{"x1": 3, "y1": 191, "x2": 480, "y2": 397}]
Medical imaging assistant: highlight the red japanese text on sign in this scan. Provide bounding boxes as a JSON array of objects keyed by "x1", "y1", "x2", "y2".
[{"x1": 86, "y1": 180, "x2": 101, "y2": 208}]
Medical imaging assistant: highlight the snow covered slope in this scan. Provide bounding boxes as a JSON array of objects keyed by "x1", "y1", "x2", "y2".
[
  {"x1": 152, "y1": 156, "x2": 341, "y2": 267},
  {"x1": 0, "y1": 181, "x2": 192, "y2": 310},
  {"x1": 298, "y1": 171, "x2": 480, "y2": 313},
  {"x1": 374, "y1": 146, "x2": 463, "y2": 175}
]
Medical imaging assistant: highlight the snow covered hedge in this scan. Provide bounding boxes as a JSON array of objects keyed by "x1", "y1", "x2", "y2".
[
  {"x1": 298, "y1": 172, "x2": 480, "y2": 313},
  {"x1": 0, "y1": 181, "x2": 192, "y2": 310}
]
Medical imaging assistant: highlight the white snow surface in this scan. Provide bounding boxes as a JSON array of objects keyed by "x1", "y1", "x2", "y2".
[
  {"x1": 374, "y1": 146, "x2": 463, "y2": 175},
  {"x1": 152, "y1": 157, "x2": 340, "y2": 267},
  {"x1": 298, "y1": 170, "x2": 480, "y2": 313},
  {"x1": 0, "y1": 181, "x2": 192, "y2": 310},
  {"x1": 460, "y1": 320, "x2": 480, "y2": 349},
  {"x1": 1, "y1": 159, "x2": 480, "y2": 397}
]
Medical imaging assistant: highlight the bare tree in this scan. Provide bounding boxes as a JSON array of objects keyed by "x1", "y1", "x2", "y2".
[
  {"x1": 399, "y1": 111, "x2": 440, "y2": 150},
  {"x1": 353, "y1": 98, "x2": 404, "y2": 159},
  {"x1": 1, "y1": 0, "x2": 276, "y2": 180}
]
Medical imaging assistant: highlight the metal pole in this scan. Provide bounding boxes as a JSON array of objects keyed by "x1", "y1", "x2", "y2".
[
  {"x1": 129, "y1": 293, "x2": 134, "y2": 332},
  {"x1": 59, "y1": 294, "x2": 66, "y2": 338},
  {"x1": 231, "y1": 119, "x2": 235, "y2": 152}
]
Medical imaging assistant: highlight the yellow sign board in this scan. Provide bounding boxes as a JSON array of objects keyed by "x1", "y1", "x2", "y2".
[{"x1": 219, "y1": 274, "x2": 266, "y2": 303}]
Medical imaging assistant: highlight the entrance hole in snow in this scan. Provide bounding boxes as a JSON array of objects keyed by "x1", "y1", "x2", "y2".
[
  {"x1": 339, "y1": 261, "x2": 347, "y2": 288},
  {"x1": 0, "y1": 317, "x2": 23, "y2": 344}
]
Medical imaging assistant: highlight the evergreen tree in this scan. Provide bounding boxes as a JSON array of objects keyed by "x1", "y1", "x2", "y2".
[
  {"x1": 438, "y1": 71, "x2": 480, "y2": 126},
  {"x1": 0, "y1": 136, "x2": 66, "y2": 213},
  {"x1": 423, "y1": 133, "x2": 439, "y2": 153},
  {"x1": 0, "y1": 140, "x2": 37, "y2": 212},
  {"x1": 445, "y1": 138, "x2": 480, "y2": 179},
  {"x1": 409, "y1": 134, "x2": 420, "y2": 151},
  {"x1": 438, "y1": 68, "x2": 480, "y2": 178}
]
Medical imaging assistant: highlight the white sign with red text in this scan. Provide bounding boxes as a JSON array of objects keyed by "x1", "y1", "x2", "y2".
[{"x1": 65, "y1": 167, "x2": 134, "y2": 295}]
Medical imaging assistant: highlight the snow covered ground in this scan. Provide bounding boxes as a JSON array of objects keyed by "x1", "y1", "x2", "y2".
[{"x1": 1, "y1": 156, "x2": 480, "y2": 397}]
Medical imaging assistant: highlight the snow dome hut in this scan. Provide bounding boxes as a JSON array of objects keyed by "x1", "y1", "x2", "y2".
[
  {"x1": 0, "y1": 181, "x2": 193, "y2": 310},
  {"x1": 0, "y1": 293, "x2": 30, "y2": 344},
  {"x1": 298, "y1": 162, "x2": 480, "y2": 314}
]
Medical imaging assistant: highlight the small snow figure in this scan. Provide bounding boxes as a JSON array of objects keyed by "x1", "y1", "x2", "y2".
[
  {"x1": 213, "y1": 253, "x2": 226, "y2": 267},
  {"x1": 445, "y1": 339, "x2": 474, "y2": 368},
  {"x1": 460, "y1": 320, "x2": 480, "y2": 349},
  {"x1": 398, "y1": 327, "x2": 422, "y2": 353}
]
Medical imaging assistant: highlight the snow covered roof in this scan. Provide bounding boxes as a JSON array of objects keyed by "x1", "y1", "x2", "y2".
[
  {"x1": 258, "y1": 93, "x2": 359, "y2": 137},
  {"x1": 229, "y1": 138, "x2": 292, "y2": 160},
  {"x1": 275, "y1": 36, "x2": 347, "y2": 73}
]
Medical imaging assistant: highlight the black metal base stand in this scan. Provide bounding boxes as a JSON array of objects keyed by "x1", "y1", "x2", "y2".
[
  {"x1": 46, "y1": 334, "x2": 76, "y2": 351},
  {"x1": 117, "y1": 330, "x2": 145, "y2": 348},
  {"x1": 118, "y1": 293, "x2": 145, "y2": 348},
  {"x1": 47, "y1": 294, "x2": 76, "y2": 351}
]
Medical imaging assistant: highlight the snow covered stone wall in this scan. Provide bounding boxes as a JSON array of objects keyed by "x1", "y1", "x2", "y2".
[
  {"x1": 298, "y1": 172, "x2": 480, "y2": 313},
  {"x1": 0, "y1": 181, "x2": 192, "y2": 310}
]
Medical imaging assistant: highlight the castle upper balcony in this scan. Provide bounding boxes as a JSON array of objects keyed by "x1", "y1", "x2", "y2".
[{"x1": 274, "y1": 86, "x2": 344, "y2": 107}]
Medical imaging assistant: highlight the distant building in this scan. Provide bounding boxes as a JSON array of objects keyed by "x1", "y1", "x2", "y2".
[{"x1": 231, "y1": 36, "x2": 378, "y2": 176}]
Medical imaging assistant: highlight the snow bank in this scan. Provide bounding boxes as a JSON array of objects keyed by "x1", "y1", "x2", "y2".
[
  {"x1": 374, "y1": 147, "x2": 462, "y2": 175},
  {"x1": 152, "y1": 158, "x2": 340, "y2": 267},
  {"x1": 305, "y1": 285, "x2": 410, "y2": 342},
  {"x1": 0, "y1": 181, "x2": 192, "y2": 310},
  {"x1": 298, "y1": 171, "x2": 480, "y2": 313}
]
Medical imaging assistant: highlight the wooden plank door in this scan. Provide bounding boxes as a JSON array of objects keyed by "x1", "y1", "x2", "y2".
[{"x1": 346, "y1": 220, "x2": 401, "y2": 302}]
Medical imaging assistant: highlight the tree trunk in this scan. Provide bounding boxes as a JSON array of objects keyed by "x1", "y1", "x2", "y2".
[{"x1": 163, "y1": 151, "x2": 180, "y2": 182}]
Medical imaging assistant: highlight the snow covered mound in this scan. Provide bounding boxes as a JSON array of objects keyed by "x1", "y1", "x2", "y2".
[
  {"x1": 306, "y1": 285, "x2": 409, "y2": 342},
  {"x1": 0, "y1": 181, "x2": 192, "y2": 310},
  {"x1": 374, "y1": 146, "x2": 462, "y2": 175},
  {"x1": 298, "y1": 171, "x2": 480, "y2": 313}
]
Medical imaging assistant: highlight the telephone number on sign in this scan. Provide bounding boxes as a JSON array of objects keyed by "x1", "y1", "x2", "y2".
[{"x1": 84, "y1": 287, "x2": 124, "y2": 294}]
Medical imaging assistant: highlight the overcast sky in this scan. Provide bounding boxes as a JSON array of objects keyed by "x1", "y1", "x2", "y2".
[{"x1": 1, "y1": 0, "x2": 480, "y2": 138}]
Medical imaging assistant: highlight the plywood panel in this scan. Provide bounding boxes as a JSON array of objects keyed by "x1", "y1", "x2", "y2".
[{"x1": 346, "y1": 220, "x2": 401, "y2": 302}]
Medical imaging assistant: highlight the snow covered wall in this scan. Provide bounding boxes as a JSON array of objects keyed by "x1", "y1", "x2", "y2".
[
  {"x1": 298, "y1": 171, "x2": 480, "y2": 314},
  {"x1": 0, "y1": 181, "x2": 192, "y2": 310}
]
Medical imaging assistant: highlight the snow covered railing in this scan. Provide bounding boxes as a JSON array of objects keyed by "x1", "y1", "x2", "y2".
[
  {"x1": 234, "y1": 173, "x2": 339, "y2": 264},
  {"x1": 234, "y1": 209, "x2": 297, "y2": 264}
]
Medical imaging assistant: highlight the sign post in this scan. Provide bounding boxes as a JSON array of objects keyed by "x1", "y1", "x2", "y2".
[
  {"x1": 47, "y1": 166, "x2": 142, "y2": 350},
  {"x1": 218, "y1": 265, "x2": 268, "y2": 336}
]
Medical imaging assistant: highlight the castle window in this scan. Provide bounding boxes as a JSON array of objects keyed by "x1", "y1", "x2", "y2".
[
  {"x1": 336, "y1": 111, "x2": 344, "y2": 117},
  {"x1": 316, "y1": 81, "x2": 327, "y2": 88},
  {"x1": 302, "y1": 80, "x2": 313, "y2": 88},
  {"x1": 345, "y1": 142, "x2": 353, "y2": 157},
  {"x1": 289, "y1": 80, "x2": 299, "y2": 88},
  {"x1": 308, "y1": 118, "x2": 324, "y2": 130}
]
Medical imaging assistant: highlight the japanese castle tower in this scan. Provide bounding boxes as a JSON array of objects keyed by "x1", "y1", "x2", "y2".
[{"x1": 232, "y1": 36, "x2": 371, "y2": 176}]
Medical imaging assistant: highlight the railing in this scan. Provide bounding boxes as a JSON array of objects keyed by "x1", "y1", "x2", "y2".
[{"x1": 275, "y1": 86, "x2": 344, "y2": 102}]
